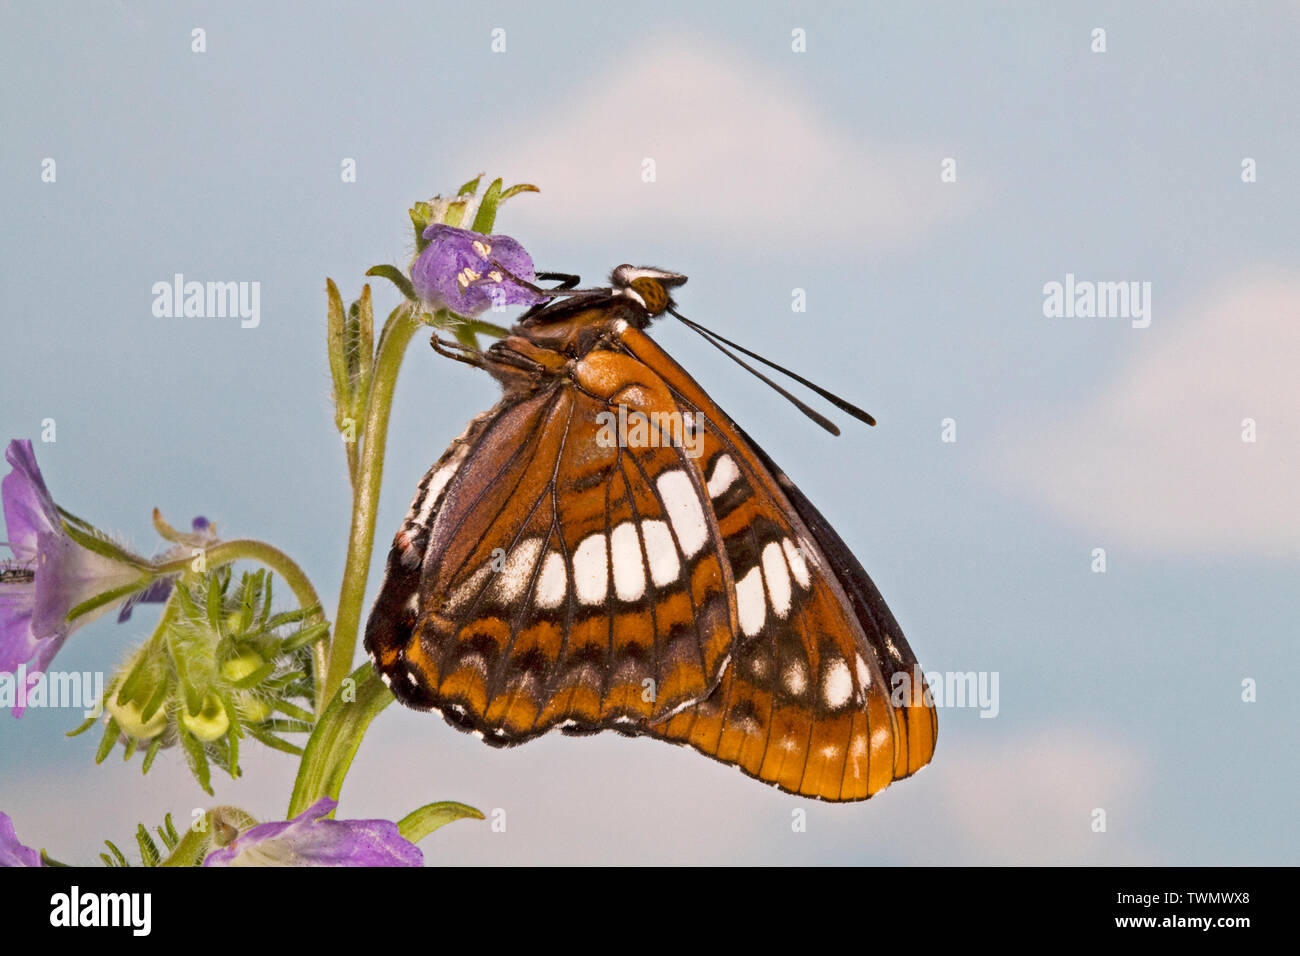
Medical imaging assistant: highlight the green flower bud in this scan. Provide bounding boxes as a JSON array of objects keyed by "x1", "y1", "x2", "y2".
[
  {"x1": 106, "y1": 694, "x2": 168, "y2": 741},
  {"x1": 234, "y1": 691, "x2": 272, "y2": 724},
  {"x1": 220, "y1": 647, "x2": 264, "y2": 682},
  {"x1": 181, "y1": 695, "x2": 230, "y2": 742}
]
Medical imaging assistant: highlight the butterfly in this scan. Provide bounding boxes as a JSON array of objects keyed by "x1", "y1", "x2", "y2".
[{"x1": 364, "y1": 264, "x2": 936, "y2": 801}]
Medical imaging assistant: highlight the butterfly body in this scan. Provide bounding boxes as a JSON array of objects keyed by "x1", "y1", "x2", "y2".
[{"x1": 365, "y1": 266, "x2": 936, "y2": 801}]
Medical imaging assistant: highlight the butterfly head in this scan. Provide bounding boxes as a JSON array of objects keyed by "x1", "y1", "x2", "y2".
[{"x1": 610, "y1": 265, "x2": 687, "y2": 318}]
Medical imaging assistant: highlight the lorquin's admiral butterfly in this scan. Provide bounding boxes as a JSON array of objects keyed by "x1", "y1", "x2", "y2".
[{"x1": 365, "y1": 264, "x2": 936, "y2": 801}]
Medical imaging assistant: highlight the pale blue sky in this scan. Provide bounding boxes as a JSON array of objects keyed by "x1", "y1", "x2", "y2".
[{"x1": 2, "y1": 1, "x2": 1297, "y2": 865}]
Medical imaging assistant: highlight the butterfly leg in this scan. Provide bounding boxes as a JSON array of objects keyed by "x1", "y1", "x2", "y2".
[{"x1": 430, "y1": 333, "x2": 487, "y2": 369}]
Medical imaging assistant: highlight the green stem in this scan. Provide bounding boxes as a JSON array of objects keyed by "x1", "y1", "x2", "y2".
[
  {"x1": 322, "y1": 303, "x2": 423, "y2": 705},
  {"x1": 287, "y1": 665, "x2": 393, "y2": 817},
  {"x1": 154, "y1": 538, "x2": 328, "y2": 710}
]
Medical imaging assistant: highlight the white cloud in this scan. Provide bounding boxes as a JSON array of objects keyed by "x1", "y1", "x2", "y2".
[
  {"x1": 465, "y1": 35, "x2": 973, "y2": 252},
  {"x1": 989, "y1": 269, "x2": 1300, "y2": 557}
]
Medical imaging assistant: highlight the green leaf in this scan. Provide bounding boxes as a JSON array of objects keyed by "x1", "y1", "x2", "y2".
[
  {"x1": 326, "y1": 278, "x2": 351, "y2": 418},
  {"x1": 271, "y1": 699, "x2": 314, "y2": 722},
  {"x1": 136, "y1": 824, "x2": 161, "y2": 867},
  {"x1": 470, "y1": 177, "x2": 503, "y2": 234},
  {"x1": 66, "y1": 578, "x2": 152, "y2": 624},
  {"x1": 281, "y1": 620, "x2": 330, "y2": 653},
  {"x1": 228, "y1": 659, "x2": 276, "y2": 690},
  {"x1": 287, "y1": 664, "x2": 394, "y2": 817},
  {"x1": 167, "y1": 631, "x2": 204, "y2": 717},
  {"x1": 95, "y1": 717, "x2": 121, "y2": 764},
  {"x1": 365, "y1": 264, "x2": 417, "y2": 302},
  {"x1": 226, "y1": 719, "x2": 241, "y2": 777},
  {"x1": 442, "y1": 198, "x2": 470, "y2": 228},
  {"x1": 206, "y1": 572, "x2": 224, "y2": 632},
  {"x1": 244, "y1": 724, "x2": 304, "y2": 756},
  {"x1": 40, "y1": 850, "x2": 71, "y2": 867},
  {"x1": 103, "y1": 840, "x2": 128, "y2": 867},
  {"x1": 116, "y1": 653, "x2": 151, "y2": 707},
  {"x1": 139, "y1": 677, "x2": 169, "y2": 723},
  {"x1": 396, "y1": 801, "x2": 485, "y2": 843},
  {"x1": 410, "y1": 202, "x2": 433, "y2": 251},
  {"x1": 178, "y1": 728, "x2": 213, "y2": 796},
  {"x1": 500, "y1": 182, "x2": 540, "y2": 201},
  {"x1": 60, "y1": 520, "x2": 150, "y2": 570},
  {"x1": 141, "y1": 735, "x2": 164, "y2": 774},
  {"x1": 67, "y1": 712, "x2": 99, "y2": 738},
  {"x1": 357, "y1": 283, "x2": 375, "y2": 403},
  {"x1": 457, "y1": 173, "x2": 484, "y2": 196},
  {"x1": 238, "y1": 574, "x2": 258, "y2": 635}
]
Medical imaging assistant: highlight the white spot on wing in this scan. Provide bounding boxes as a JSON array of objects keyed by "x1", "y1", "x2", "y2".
[
  {"x1": 535, "y1": 551, "x2": 567, "y2": 609},
  {"x1": 490, "y1": 537, "x2": 543, "y2": 604},
  {"x1": 855, "y1": 654, "x2": 872, "y2": 689},
  {"x1": 782, "y1": 538, "x2": 811, "y2": 588},
  {"x1": 656, "y1": 470, "x2": 708, "y2": 557},
  {"x1": 415, "y1": 446, "x2": 468, "y2": 526},
  {"x1": 784, "y1": 659, "x2": 807, "y2": 695},
  {"x1": 640, "y1": 519, "x2": 680, "y2": 587},
  {"x1": 735, "y1": 566, "x2": 766, "y2": 636},
  {"x1": 573, "y1": 533, "x2": 609, "y2": 605},
  {"x1": 823, "y1": 658, "x2": 853, "y2": 708},
  {"x1": 761, "y1": 541, "x2": 792, "y2": 617},
  {"x1": 610, "y1": 521, "x2": 647, "y2": 601},
  {"x1": 444, "y1": 564, "x2": 491, "y2": 612},
  {"x1": 706, "y1": 454, "x2": 739, "y2": 498}
]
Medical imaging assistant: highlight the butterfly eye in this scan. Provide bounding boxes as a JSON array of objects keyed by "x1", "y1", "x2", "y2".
[{"x1": 628, "y1": 277, "x2": 670, "y2": 315}]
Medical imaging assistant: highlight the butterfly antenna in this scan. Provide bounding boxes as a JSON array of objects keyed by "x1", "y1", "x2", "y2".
[
  {"x1": 669, "y1": 307, "x2": 876, "y2": 427},
  {"x1": 675, "y1": 318, "x2": 842, "y2": 435}
]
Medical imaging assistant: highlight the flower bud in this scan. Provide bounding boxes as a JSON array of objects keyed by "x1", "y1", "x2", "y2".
[
  {"x1": 181, "y1": 695, "x2": 229, "y2": 742},
  {"x1": 106, "y1": 694, "x2": 168, "y2": 741}
]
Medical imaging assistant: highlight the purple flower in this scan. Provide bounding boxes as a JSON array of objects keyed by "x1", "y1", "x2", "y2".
[
  {"x1": 0, "y1": 811, "x2": 41, "y2": 867},
  {"x1": 202, "y1": 798, "x2": 422, "y2": 867},
  {"x1": 411, "y1": 224, "x2": 546, "y2": 316},
  {"x1": 2, "y1": 440, "x2": 150, "y2": 715}
]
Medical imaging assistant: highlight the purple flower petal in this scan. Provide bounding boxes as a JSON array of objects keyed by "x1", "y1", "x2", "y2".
[
  {"x1": 410, "y1": 224, "x2": 545, "y2": 317},
  {"x1": 0, "y1": 812, "x2": 42, "y2": 867},
  {"x1": 1, "y1": 440, "x2": 59, "y2": 562},
  {"x1": 2, "y1": 439, "x2": 154, "y2": 715},
  {"x1": 202, "y1": 798, "x2": 423, "y2": 867},
  {"x1": 117, "y1": 577, "x2": 174, "y2": 623}
]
